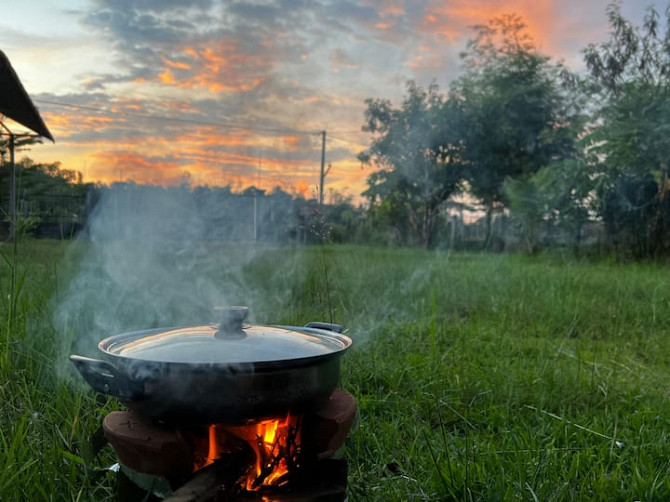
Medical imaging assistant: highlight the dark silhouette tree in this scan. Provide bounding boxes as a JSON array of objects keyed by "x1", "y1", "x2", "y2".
[
  {"x1": 583, "y1": 2, "x2": 670, "y2": 257},
  {"x1": 359, "y1": 81, "x2": 463, "y2": 248},
  {"x1": 452, "y1": 14, "x2": 579, "y2": 248}
]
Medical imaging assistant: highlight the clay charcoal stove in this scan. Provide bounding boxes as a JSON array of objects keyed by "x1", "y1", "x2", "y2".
[
  {"x1": 70, "y1": 307, "x2": 356, "y2": 501},
  {"x1": 102, "y1": 389, "x2": 357, "y2": 501}
]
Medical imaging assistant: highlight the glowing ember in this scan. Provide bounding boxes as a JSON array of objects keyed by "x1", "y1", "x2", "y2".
[{"x1": 194, "y1": 413, "x2": 302, "y2": 491}]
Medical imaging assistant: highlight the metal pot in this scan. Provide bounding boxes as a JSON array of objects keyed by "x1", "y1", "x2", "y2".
[{"x1": 69, "y1": 307, "x2": 352, "y2": 424}]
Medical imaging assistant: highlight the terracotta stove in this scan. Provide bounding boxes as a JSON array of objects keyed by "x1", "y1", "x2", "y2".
[{"x1": 101, "y1": 389, "x2": 357, "y2": 501}]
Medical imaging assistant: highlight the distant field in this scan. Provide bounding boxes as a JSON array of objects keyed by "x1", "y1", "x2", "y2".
[{"x1": 1, "y1": 240, "x2": 670, "y2": 500}]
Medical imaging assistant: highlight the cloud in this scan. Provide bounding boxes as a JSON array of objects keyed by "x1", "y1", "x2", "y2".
[
  {"x1": 88, "y1": 150, "x2": 184, "y2": 185},
  {"x1": 403, "y1": 45, "x2": 447, "y2": 71},
  {"x1": 27, "y1": 2, "x2": 470, "y2": 197},
  {"x1": 154, "y1": 41, "x2": 271, "y2": 93},
  {"x1": 415, "y1": 0, "x2": 613, "y2": 68},
  {"x1": 330, "y1": 49, "x2": 358, "y2": 72},
  {"x1": 376, "y1": 1, "x2": 405, "y2": 18},
  {"x1": 92, "y1": 0, "x2": 214, "y2": 12}
]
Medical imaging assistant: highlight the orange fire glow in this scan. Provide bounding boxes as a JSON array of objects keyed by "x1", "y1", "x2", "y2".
[{"x1": 196, "y1": 414, "x2": 302, "y2": 491}]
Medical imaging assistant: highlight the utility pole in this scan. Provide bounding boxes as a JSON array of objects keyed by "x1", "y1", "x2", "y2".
[
  {"x1": 319, "y1": 130, "x2": 326, "y2": 205},
  {"x1": 9, "y1": 133, "x2": 15, "y2": 239},
  {"x1": 253, "y1": 150, "x2": 262, "y2": 242}
]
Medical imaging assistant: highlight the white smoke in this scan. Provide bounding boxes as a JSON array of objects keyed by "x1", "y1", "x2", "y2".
[{"x1": 54, "y1": 183, "x2": 305, "y2": 367}]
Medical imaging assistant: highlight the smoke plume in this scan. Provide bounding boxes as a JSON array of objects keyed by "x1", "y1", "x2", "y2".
[{"x1": 54, "y1": 183, "x2": 305, "y2": 372}]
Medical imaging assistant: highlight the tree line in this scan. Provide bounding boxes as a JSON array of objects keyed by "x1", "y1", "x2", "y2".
[
  {"x1": 359, "y1": 3, "x2": 670, "y2": 258},
  {"x1": 0, "y1": 156, "x2": 367, "y2": 244}
]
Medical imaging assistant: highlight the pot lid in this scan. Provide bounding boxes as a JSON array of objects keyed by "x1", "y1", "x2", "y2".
[{"x1": 100, "y1": 307, "x2": 351, "y2": 364}]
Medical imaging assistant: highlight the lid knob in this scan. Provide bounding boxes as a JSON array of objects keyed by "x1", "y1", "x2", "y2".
[{"x1": 213, "y1": 306, "x2": 249, "y2": 338}]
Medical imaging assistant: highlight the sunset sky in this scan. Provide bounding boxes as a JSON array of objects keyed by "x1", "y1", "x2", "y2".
[{"x1": 0, "y1": 0, "x2": 664, "y2": 201}]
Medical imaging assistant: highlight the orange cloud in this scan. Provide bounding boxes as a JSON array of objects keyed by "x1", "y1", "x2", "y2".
[
  {"x1": 404, "y1": 53, "x2": 441, "y2": 70},
  {"x1": 421, "y1": 0, "x2": 555, "y2": 50},
  {"x1": 158, "y1": 70, "x2": 178, "y2": 85},
  {"x1": 158, "y1": 100, "x2": 202, "y2": 114},
  {"x1": 27, "y1": 133, "x2": 364, "y2": 202},
  {"x1": 81, "y1": 124, "x2": 323, "y2": 193},
  {"x1": 89, "y1": 150, "x2": 184, "y2": 185},
  {"x1": 295, "y1": 179, "x2": 309, "y2": 196},
  {"x1": 153, "y1": 41, "x2": 271, "y2": 94},
  {"x1": 162, "y1": 57, "x2": 191, "y2": 71},
  {"x1": 380, "y1": 3, "x2": 405, "y2": 17},
  {"x1": 40, "y1": 110, "x2": 115, "y2": 139},
  {"x1": 179, "y1": 128, "x2": 255, "y2": 148},
  {"x1": 40, "y1": 112, "x2": 73, "y2": 131},
  {"x1": 281, "y1": 135, "x2": 301, "y2": 148},
  {"x1": 29, "y1": 102, "x2": 365, "y2": 200},
  {"x1": 117, "y1": 102, "x2": 143, "y2": 112}
]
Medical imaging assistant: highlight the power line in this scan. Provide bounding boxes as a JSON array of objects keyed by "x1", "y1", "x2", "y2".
[
  {"x1": 35, "y1": 98, "x2": 375, "y2": 147},
  {"x1": 328, "y1": 133, "x2": 369, "y2": 149},
  {"x1": 325, "y1": 128, "x2": 367, "y2": 135},
  {"x1": 34, "y1": 98, "x2": 323, "y2": 137},
  {"x1": 33, "y1": 98, "x2": 375, "y2": 187}
]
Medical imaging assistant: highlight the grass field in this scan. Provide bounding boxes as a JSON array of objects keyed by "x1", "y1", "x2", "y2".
[{"x1": 1, "y1": 240, "x2": 670, "y2": 500}]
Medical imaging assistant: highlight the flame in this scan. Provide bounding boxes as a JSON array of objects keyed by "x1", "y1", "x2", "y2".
[
  {"x1": 194, "y1": 414, "x2": 301, "y2": 491},
  {"x1": 262, "y1": 420, "x2": 277, "y2": 445},
  {"x1": 207, "y1": 424, "x2": 218, "y2": 464}
]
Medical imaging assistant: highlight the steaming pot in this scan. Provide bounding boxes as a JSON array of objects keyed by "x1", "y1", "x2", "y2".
[{"x1": 69, "y1": 307, "x2": 352, "y2": 423}]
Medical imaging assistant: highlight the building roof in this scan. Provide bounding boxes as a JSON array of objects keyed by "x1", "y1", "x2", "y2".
[{"x1": 0, "y1": 50, "x2": 54, "y2": 142}]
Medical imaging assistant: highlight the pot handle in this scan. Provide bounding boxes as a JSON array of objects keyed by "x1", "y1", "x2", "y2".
[
  {"x1": 69, "y1": 355, "x2": 144, "y2": 400},
  {"x1": 304, "y1": 322, "x2": 343, "y2": 333}
]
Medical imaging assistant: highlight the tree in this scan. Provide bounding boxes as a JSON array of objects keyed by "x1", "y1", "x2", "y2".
[
  {"x1": 0, "y1": 156, "x2": 91, "y2": 236},
  {"x1": 504, "y1": 157, "x2": 592, "y2": 253},
  {"x1": 452, "y1": 14, "x2": 580, "y2": 248},
  {"x1": 583, "y1": 2, "x2": 670, "y2": 257},
  {"x1": 360, "y1": 81, "x2": 463, "y2": 248}
]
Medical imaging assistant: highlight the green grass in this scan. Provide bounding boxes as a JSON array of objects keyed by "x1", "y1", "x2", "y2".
[{"x1": 2, "y1": 240, "x2": 670, "y2": 500}]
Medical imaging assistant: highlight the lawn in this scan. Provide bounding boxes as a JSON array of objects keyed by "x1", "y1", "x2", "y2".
[{"x1": 1, "y1": 240, "x2": 670, "y2": 500}]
